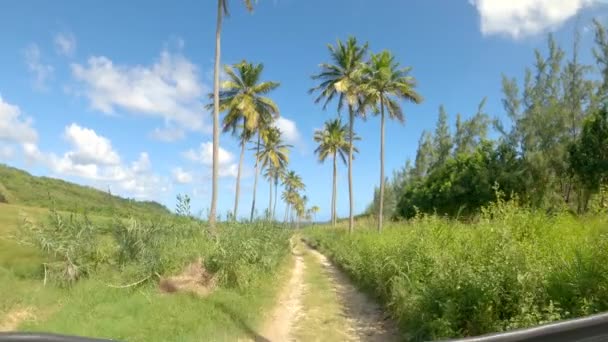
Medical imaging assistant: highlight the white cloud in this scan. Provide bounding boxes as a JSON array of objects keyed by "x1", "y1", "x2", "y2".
[
  {"x1": 71, "y1": 49, "x2": 207, "y2": 136},
  {"x1": 182, "y1": 141, "x2": 238, "y2": 178},
  {"x1": 26, "y1": 124, "x2": 168, "y2": 199},
  {"x1": 24, "y1": 44, "x2": 54, "y2": 90},
  {"x1": 0, "y1": 96, "x2": 38, "y2": 144},
  {"x1": 183, "y1": 141, "x2": 233, "y2": 165},
  {"x1": 131, "y1": 152, "x2": 151, "y2": 174},
  {"x1": 470, "y1": 0, "x2": 596, "y2": 38},
  {"x1": 63, "y1": 123, "x2": 120, "y2": 166},
  {"x1": 0, "y1": 97, "x2": 167, "y2": 200},
  {"x1": 150, "y1": 126, "x2": 186, "y2": 142},
  {"x1": 273, "y1": 116, "x2": 301, "y2": 145},
  {"x1": 54, "y1": 32, "x2": 76, "y2": 57},
  {"x1": 172, "y1": 167, "x2": 193, "y2": 184}
]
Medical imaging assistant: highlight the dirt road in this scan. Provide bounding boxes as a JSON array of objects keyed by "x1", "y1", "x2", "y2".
[{"x1": 259, "y1": 238, "x2": 399, "y2": 342}]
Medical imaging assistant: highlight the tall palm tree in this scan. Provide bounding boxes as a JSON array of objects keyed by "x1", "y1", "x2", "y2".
[
  {"x1": 258, "y1": 127, "x2": 291, "y2": 220},
  {"x1": 211, "y1": 0, "x2": 256, "y2": 226},
  {"x1": 314, "y1": 118, "x2": 357, "y2": 226},
  {"x1": 212, "y1": 61, "x2": 280, "y2": 221},
  {"x1": 311, "y1": 36, "x2": 368, "y2": 233},
  {"x1": 361, "y1": 50, "x2": 423, "y2": 231}
]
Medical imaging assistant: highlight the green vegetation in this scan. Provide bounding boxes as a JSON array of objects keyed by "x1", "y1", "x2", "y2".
[
  {"x1": 367, "y1": 23, "x2": 608, "y2": 220},
  {"x1": 0, "y1": 187, "x2": 292, "y2": 340},
  {"x1": 0, "y1": 164, "x2": 170, "y2": 217},
  {"x1": 305, "y1": 199, "x2": 608, "y2": 341},
  {"x1": 314, "y1": 118, "x2": 357, "y2": 226}
]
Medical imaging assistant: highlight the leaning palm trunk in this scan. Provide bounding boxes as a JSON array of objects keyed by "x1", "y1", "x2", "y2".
[
  {"x1": 332, "y1": 151, "x2": 337, "y2": 226},
  {"x1": 233, "y1": 139, "x2": 246, "y2": 221},
  {"x1": 209, "y1": 0, "x2": 223, "y2": 227},
  {"x1": 250, "y1": 133, "x2": 261, "y2": 221},
  {"x1": 378, "y1": 98, "x2": 385, "y2": 232},
  {"x1": 348, "y1": 105, "x2": 355, "y2": 233}
]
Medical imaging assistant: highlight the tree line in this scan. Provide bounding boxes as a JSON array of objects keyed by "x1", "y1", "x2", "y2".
[
  {"x1": 209, "y1": 0, "x2": 422, "y2": 231},
  {"x1": 367, "y1": 22, "x2": 608, "y2": 220}
]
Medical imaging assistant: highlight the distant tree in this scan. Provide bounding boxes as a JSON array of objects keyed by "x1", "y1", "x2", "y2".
[
  {"x1": 361, "y1": 50, "x2": 422, "y2": 231},
  {"x1": 433, "y1": 105, "x2": 452, "y2": 168},
  {"x1": 258, "y1": 127, "x2": 291, "y2": 221},
  {"x1": 313, "y1": 118, "x2": 356, "y2": 226},
  {"x1": 307, "y1": 205, "x2": 320, "y2": 222},
  {"x1": 412, "y1": 131, "x2": 435, "y2": 180},
  {"x1": 454, "y1": 98, "x2": 490, "y2": 156},
  {"x1": 175, "y1": 194, "x2": 192, "y2": 217},
  {"x1": 282, "y1": 171, "x2": 305, "y2": 223},
  {"x1": 593, "y1": 19, "x2": 608, "y2": 104},
  {"x1": 311, "y1": 36, "x2": 368, "y2": 233}
]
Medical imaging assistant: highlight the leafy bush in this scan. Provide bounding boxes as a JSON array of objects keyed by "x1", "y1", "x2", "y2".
[
  {"x1": 15, "y1": 208, "x2": 100, "y2": 285},
  {"x1": 15, "y1": 209, "x2": 291, "y2": 290},
  {"x1": 305, "y1": 201, "x2": 608, "y2": 341}
]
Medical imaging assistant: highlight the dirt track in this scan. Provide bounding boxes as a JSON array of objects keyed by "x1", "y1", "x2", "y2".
[{"x1": 259, "y1": 239, "x2": 399, "y2": 342}]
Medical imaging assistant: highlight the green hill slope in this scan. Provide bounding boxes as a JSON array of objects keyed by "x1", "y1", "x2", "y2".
[{"x1": 0, "y1": 164, "x2": 171, "y2": 217}]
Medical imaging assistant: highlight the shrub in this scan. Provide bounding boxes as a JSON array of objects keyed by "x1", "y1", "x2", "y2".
[{"x1": 305, "y1": 201, "x2": 608, "y2": 341}]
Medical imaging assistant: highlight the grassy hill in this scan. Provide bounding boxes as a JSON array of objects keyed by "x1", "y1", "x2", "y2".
[{"x1": 0, "y1": 164, "x2": 171, "y2": 217}]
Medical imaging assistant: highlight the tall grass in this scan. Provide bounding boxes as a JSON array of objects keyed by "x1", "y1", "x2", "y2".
[
  {"x1": 13, "y1": 209, "x2": 291, "y2": 289},
  {"x1": 305, "y1": 199, "x2": 608, "y2": 341},
  {"x1": 1, "y1": 208, "x2": 292, "y2": 340}
]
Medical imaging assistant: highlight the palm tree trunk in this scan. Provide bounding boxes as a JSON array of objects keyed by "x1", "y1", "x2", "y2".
[
  {"x1": 378, "y1": 98, "x2": 385, "y2": 232},
  {"x1": 348, "y1": 105, "x2": 355, "y2": 233},
  {"x1": 268, "y1": 177, "x2": 273, "y2": 220},
  {"x1": 332, "y1": 151, "x2": 337, "y2": 226},
  {"x1": 284, "y1": 202, "x2": 289, "y2": 223},
  {"x1": 233, "y1": 139, "x2": 246, "y2": 221},
  {"x1": 209, "y1": 0, "x2": 223, "y2": 227},
  {"x1": 250, "y1": 133, "x2": 261, "y2": 221},
  {"x1": 273, "y1": 177, "x2": 278, "y2": 221}
]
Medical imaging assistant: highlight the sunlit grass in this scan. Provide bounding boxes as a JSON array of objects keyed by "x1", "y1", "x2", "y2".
[{"x1": 305, "y1": 202, "x2": 608, "y2": 341}]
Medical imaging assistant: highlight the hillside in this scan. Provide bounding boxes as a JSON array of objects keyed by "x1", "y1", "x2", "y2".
[{"x1": 0, "y1": 164, "x2": 171, "y2": 217}]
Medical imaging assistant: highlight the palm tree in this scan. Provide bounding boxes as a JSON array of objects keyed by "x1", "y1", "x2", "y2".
[
  {"x1": 258, "y1": 127, "x2": 291, "y2": 220},
  {"x1": 210, "y1": 0, "x2": 256, "y2": 226},
  {"x1": 311, "y1": 36, "x2": 368, "y2": 233},
  {"x1": 263, "y1": 166, "x2": 284, "y2": 220},
  {"x1": 314, "y1": 118, "x2": 357, "y2": 226},
  {"x1": 307, "y1": 205, "x2": 320, "y2": 223},
  {"x1": 211, "y1": 61, "x2": 280, "y2": 221},
  {"x1": 295, "y1": 194, "x2": 308, "y2": 229},
  {"x1": 361, "y1": 50, "x2": 422, "y2": 231},
  {"x1": 282, "y1": 170, "x2": 305, "y2": 223}
]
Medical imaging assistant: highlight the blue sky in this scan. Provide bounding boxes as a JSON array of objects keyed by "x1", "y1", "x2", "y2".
[{"x1": 0, "y1": 0, "x2": 607, "y2": 220}]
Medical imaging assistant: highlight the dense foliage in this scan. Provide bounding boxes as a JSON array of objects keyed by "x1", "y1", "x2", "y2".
[
  {"x1": 306, "y1": 200, "x2": 608, "y2": 340},
  {"x1": 0, "y1": 164, "x2": 170, "y2": 217},
  {"x1": 15, "y1": 209, "x2": 291, "y2": 289},
  {"x1": 367, "y1": 23, "x2": 608, "y2": 219}
]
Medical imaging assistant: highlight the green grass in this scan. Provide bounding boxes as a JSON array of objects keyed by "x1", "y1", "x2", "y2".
[
  {"x1": 305, "y1": 200, "x2": 608, "y2": 341},
  {"x1": 0, "y1": 170, "x2": 293, "y2": 341},
  {"x1": 0, "y1": 164, "x2": 171, "y2": 217}
]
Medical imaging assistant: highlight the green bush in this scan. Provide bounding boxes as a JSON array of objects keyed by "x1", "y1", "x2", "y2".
[
  {"x1": 15, "y1": 210, "x2": 291, "y2": 290},
  {"x1": 305, "y1": 201, "x2": 608, "y2": 341}
]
